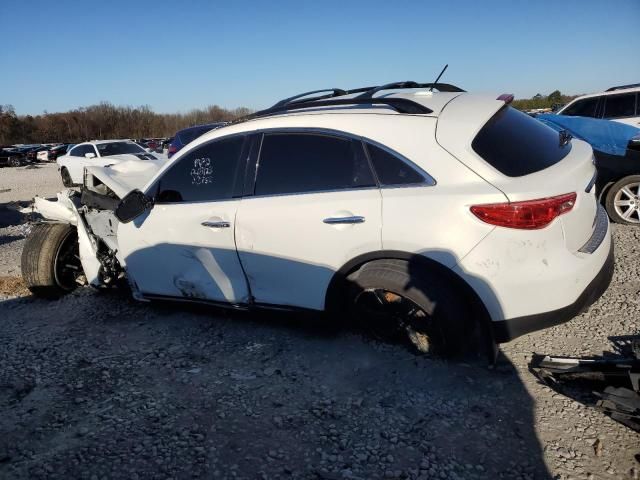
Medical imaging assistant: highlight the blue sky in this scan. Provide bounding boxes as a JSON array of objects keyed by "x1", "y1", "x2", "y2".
[{"x1": 2, "y1": 0, "x2": 639, "y2": 115}]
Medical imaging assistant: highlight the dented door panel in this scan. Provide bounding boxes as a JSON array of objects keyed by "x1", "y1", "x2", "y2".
[{"x1": 116, "y1": 201, "x2": 250, "y2": 304}]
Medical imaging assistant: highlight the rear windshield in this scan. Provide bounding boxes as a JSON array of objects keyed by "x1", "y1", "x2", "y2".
[
  {"x1": 472, "y1": 106, "x2": 572, "y2": 177},
  {"x1": 178, "y1": 126, "x2": 215, "y2": 145}
]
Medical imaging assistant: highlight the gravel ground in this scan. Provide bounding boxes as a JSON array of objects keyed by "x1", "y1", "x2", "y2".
[
  {"x1": 0, "y1": 163, "x2": 62, "y2": 204},
  {"x1": 0, "y1": 167, "x2": 638, "y2": 480}
]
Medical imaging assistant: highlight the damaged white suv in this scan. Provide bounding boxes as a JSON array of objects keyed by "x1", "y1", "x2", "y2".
[{"x1": 22, "y1": 82, "x2": 614, "y2": 355}]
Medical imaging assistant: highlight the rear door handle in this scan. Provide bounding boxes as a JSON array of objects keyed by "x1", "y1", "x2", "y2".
[
  {"x1": 201, "y1": 221, "x2": 231, "y2": 228},
  {"x1": 323, "y1": 215, "x2": 365, "y2": 225}
]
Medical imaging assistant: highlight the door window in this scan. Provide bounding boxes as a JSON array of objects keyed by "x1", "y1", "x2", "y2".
[
  {"x1": 603, "y1": 93, "x2": 637, "y2": 118},
  {"x1": 365, "y1": 143, "x2": 429, "y2": 186},
  {"x1": 254, "y1": 133, "x2": 375, "y2": 196},
  {"x1": 69, "y1": 145, "x2": 91, "y2": 157},
  {"x1": 561, "y1": 97, "x2": 599, "y2": 117},
  {"x1": 155, "y1": 136, "x2": 245, "y2": 203}
]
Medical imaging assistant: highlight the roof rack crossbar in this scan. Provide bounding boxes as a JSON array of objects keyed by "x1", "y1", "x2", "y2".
[
  {"x1": 357, "y1": 81, "x2": 465, "y2": 99},
  {"x1": 272, "y1": 89, "x2": 348, "y2": 108},
  {"x1": 357, "y1": 81, "x2": 421, "y2": 99},
  {"x1": 605, "y1": 83, "x2": 640, "y2": 92},
  {"x1": 248, "y1": 97, "x2": 433, "y2": 121}
]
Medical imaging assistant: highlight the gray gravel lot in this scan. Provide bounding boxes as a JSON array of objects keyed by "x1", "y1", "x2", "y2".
[{"x1": 0, "y1": 165, "x2": 638, "y2": 480}]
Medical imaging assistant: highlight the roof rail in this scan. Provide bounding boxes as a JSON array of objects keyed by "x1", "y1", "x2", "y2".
[
  {"x1": 243, "y1": 97, "x2": 433, "y2": 122},
  {"x1": 605, "y1": 83, "x2": 640, "y2": 92},
  {"x1": 357, "y1": 81, "x2": 465, "y2": 98},
  {"x1": 272, "y1": 89, "x2": 348, "y2": 108},
  {"x1": 271, "y1": 82, "x2": 464, "y2": 109}
]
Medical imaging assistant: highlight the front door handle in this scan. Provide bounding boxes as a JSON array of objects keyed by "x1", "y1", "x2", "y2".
[
  {"x1": 323, "y1": 215, "x2": 365, "y2": 225},
  {"x1": 202, "y1": 221, "x2": 231, "y2": 228}
]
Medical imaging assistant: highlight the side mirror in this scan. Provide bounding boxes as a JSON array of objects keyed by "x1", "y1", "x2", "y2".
[
  {"x1": 115, "y1": 189, "x2": 153, "y2": 223},
  {"x1": 85, "y1": 152, "x2": 96, "y2": 159}
]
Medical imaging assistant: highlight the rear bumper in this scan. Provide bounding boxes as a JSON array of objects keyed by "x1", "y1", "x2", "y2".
[{"x1": 491, "y1": 239, "x2": 614, "y2": 343}]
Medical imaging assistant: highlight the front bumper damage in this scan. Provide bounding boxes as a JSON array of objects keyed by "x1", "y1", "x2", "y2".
[{"x1": 33, "y1": 191, "x2": 102, "y2": 286}]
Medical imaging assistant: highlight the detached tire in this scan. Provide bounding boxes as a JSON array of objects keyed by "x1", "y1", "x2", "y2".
[
  {"x1": 346, "y1": 259, "x2": 473, "y2": 356},
  {"x1": 61, "y1": 167, "x2": 73, "y2": 187},
  {"x1": 21, "y1": 223, "x2": 82, "y2": 298}
]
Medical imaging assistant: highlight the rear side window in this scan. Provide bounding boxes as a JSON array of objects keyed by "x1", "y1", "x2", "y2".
[
  {"x1": 365, "y1": 143, "x2": 427, "y2": 186},
  {"x1": 155, "y1": 136, "x2": 244, "y2": 203},
  {"x1": 603, "y1": 93, "x2": 637, "y2": 118},
  {"x1": 561, "y1": 97, "x2": 599, "y2": 117},
  {"x1": 472, "y1": 106, "x2": 571, "y2": 177},
  {"x1": 255, "y1": 133, "x2": 375, "y2": 196}
]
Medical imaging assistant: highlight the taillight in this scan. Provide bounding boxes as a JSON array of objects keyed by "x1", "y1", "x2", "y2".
[
  {"x1": 470, "y1": 193, "x2": 577, "y2": 229},
  {"x1": 168, "y1": 145, "x2": 177, "y2": 157}
]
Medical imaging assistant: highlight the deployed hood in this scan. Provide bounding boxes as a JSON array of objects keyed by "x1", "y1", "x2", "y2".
[{"x1": 85, "y1": 157, "x2": 168, "y2": 199}]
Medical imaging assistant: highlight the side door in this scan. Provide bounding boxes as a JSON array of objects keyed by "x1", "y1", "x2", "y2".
[
  {"x1": 235, "y1": 131, "x2": 382, "y2": 310},
  {"x1": 117, "y1": 135, "x2": 251, "y2": 305}
]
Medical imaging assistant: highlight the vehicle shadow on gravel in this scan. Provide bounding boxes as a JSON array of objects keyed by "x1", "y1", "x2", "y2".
[{"x1": 0, "y1": 266, "x2": 553, "y2": 479}]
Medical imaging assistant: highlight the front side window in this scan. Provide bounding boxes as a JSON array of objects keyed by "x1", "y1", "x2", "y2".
[
  {"x1": 561, "y1": 97, "x2": 599, "y2": 117},
  {"x1": 255, "y1": 133, "x2": 375, "y2": 196},
  {"x1": 155, "y1": 136, "x2": 245, "y2": 203},
  {"x1": 603, "y1": 93, "x2": 637, "y2": 118},
  {"x1": 365, "y1": 143, "x2": 427, "y2": 186},
  {"x1": 97, "y1": 142, "x2": 146, "y2": 157},
  {"x1": 69, "y1": 145, "x2": 91, "y2": 157}
]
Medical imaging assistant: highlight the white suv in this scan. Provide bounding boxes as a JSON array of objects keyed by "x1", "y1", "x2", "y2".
[
  {"x1": 557, "y1": 83, "x2": 640, "y2": 126},
  {"x1": 22, "y1": 82, "x2": 614, "y2": 356}
]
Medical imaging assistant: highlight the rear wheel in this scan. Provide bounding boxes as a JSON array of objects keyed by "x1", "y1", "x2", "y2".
[
  {"x1": 345, "y1": 259, "x2": 473, "y2": 356},
  {"x1": 21, "y1": 223, "x2": 83, "y2": 298},
  {"x1": 8, "y1": 157, "x2": 21, "y2": 167},
  {"x1": 61, "y1": 167, "x2": 74, "y2": 187},
  {"x1": 605, "y1": 175, "x2": 640, "y2": 225}
]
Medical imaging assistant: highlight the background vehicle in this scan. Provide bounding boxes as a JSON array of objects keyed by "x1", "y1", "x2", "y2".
[
  {"x1": 30, "y1": 145, "x2": 51, "y2": 162},
  {"x1": 47, "y1": 144, "x2": 71, "y2": 162},
  {"x1": 538, "y1": 114, "x2": 640, "y2": 224},
  {"x1": 56, "y1": 140, "x2": 163, "y2": 186},
  {"x1": 556, "y1": 83, "x2": 640, "y2": 126},
  {"x1": 0, "y1": 148, "x2": 27, "y2": 167},
  {"x1": 24, "y1": 83, "x2": 613, "y2": 357},
  {"x1": 168, "y1": 123, "x2": 225, "y2": 158}
]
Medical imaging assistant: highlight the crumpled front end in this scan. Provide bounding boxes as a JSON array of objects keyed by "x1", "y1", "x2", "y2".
[{"x1": 33, "y1": 191, "x2": 102, "y2": 286}]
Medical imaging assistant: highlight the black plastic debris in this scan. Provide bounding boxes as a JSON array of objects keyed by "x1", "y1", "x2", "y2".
[{"x1": 529, "y1": 335, "x2": 640, "y2": 432}]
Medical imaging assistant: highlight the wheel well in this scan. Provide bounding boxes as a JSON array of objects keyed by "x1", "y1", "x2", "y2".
[{"x1": 325, "y1": 250, "x2": 493, "y2": 331}]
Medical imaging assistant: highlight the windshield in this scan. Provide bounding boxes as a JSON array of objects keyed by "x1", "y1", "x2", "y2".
[{"x1": 96, "y1": 142, "x2": 146, "y2": 157}]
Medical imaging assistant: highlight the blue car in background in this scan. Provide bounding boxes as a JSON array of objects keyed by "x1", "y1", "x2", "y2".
[
  {"x1": 168, "y1": 122, "x2": 226, "y2": 158},
  {"x1": 537, "y1": 114, "x2": 640, "y2": 225}
]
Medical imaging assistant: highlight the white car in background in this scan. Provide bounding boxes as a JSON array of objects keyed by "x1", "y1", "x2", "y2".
[
  {"x1": 557, "y1": 83, "x2": 640, "y2": 126},
  {"x1": 24, "y1": 83, "x2": 614, "y2": 357},
  {"x1": 56, "y1": 140, "x2": 163, "y2": 186}
]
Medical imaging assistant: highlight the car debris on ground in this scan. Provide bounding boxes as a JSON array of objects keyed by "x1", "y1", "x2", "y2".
[{"x1": 530, "y1": 336, "x2": 640, "y2": 432}]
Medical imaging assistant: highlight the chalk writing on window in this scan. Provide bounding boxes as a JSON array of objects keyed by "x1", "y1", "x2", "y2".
[{"x1": 191, "y1": 157, "x2": 213, "y2": 185}]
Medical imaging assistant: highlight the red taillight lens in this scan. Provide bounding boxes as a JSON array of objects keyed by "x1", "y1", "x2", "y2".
[
  {"x1": 168, "y1": 145, "x2": 177, "y2": 157},
  {"x1": 470, "y1": 193, "x2": 577, "y2": 229}
]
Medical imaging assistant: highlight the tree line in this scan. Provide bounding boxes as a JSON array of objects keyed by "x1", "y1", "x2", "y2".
[
  {"x1": 511, "y1": 90, "x2": 579, "y2": 111},
  {"x1": 0, "y1": 102, "x2": 252, "y2": 145},
  {"x1": 1, "y1": 89, "x2": 581, "y2": 145}
]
